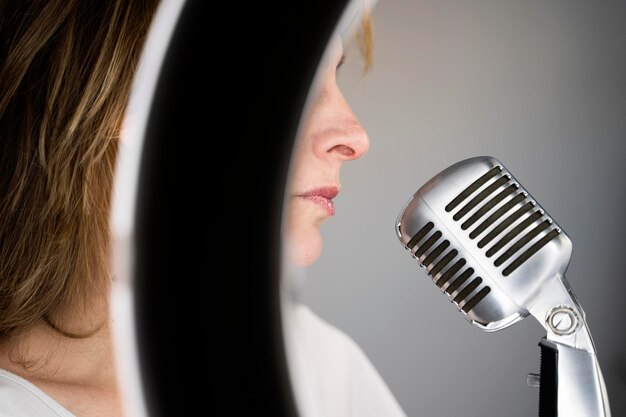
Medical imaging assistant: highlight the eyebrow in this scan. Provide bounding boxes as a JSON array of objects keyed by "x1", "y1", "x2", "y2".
[{"x1": 337, "y1": 54, "x2": 346, "y2": 70}]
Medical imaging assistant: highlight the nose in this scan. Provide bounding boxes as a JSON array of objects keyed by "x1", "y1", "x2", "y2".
[{"x1": 311, "y1": 83, "x2": 370, "y2": 162}]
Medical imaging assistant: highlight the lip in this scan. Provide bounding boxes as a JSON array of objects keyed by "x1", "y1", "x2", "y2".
[{"x1": 295, "y1": 186, "x2": 339, "y2": 216}]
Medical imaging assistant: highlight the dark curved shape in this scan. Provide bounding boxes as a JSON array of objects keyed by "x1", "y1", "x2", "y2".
[{"x1": 133, "y1": 1, "x2": 349, "y2": 415}]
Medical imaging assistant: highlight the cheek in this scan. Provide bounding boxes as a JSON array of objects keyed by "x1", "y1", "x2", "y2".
[
  {"x1": 288, "y1": 148, "x2": 305, "y2": 187},
  {"x1": 290, "y1": 93, "x2": 327, "y2": 173},
  {"x1": 287, "y1": 145, "x2": 324, "y2": 195}
]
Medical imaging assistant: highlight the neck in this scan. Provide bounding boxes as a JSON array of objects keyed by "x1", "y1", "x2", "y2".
[
  {"x1": 0, "y1": 321, "x2": 117, "y2": 386},
  {"x1": 0, "y1": 294, "x2": 124, "y2": 417}
]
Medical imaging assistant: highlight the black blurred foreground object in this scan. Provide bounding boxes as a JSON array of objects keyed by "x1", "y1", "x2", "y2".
[{"x1": 133, "y1": 1, "x2": 349, "y2": 415}]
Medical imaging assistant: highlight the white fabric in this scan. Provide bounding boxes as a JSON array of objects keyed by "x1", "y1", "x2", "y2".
[
  {"x1": 0, "y1": 369, "x2": 76, "y2": 417},
  {"x1": 0, "y1": 305, "x2": 405, "y2": 417},
  {"x1": 283, "y1": 302, "x2": 406, "y2": 417}
]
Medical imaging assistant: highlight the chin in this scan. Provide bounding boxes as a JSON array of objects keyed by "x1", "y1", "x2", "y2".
[{"x1": 285, "y1": 225, "x2": 323, "y2": 267}]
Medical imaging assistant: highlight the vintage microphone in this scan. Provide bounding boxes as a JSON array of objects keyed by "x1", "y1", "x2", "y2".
[{"x1": 396, "y1": 156, "x2": 611, "y2": 416}]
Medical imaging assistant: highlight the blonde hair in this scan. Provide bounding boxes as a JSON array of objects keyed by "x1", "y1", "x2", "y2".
[
  {"x1": 0, "y1": 0, "x2": 159, "y2": 339},
  {"x1": 358, "y1": 10, "x2": 374, "y2": 73}
]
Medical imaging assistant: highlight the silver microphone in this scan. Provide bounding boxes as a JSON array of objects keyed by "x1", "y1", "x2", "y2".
[{"x1": 396, "y1": 156, "x2": 611, "y2": 417}]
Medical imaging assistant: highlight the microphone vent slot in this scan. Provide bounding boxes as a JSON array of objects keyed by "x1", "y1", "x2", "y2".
[
  {"x1": 407, "y1": 221, "x2": 433, "y2": 250},
  {"x1": 467, "y1": 190, "x2": 525, "y2": 237},
  {"x1": 446, "y1": 166, "x2": 502, "y2": 212},
  {"x1": 415, "y1": 230, "x2": 442, "y2": 258},
  {"x1": 445, "y1": 268, "x2": 474, "y2": 295},
  {"x1": 406, "y1": 222, "x2": 492, "y2": 314},
  {"x1": 452, "y1": 176, "x2": 509, "y2": 221},
  {"x1": 502, "y1": 229, "x2": 561, "y2": 276},
  {"x1": 482, "y1": 202, "x2": 560, "y2": 277},
  {"x1": 461, "y1": 184, "x2": 518, "y2": 230},
  {"x1": 486, "y1": 211, "x2": 544, "y2": 258},
  {"x1": 478, "y1": 202, "x2": 534, "y2": 248},
  {"x1": 436, "y1": 258, "x2": 465, "y2": 288}
]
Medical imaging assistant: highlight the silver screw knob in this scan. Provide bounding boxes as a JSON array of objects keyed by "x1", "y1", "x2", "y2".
[
  {"x1": 552, "y1": 312, "x2": 572, "y2": 331},
  {"x1": 546, "y1": 306, "x2": 578, "y2": 336}
]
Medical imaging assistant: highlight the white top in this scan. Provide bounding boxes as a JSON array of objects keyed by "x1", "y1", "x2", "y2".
[
  {"x1": 282, "y1": 302, "x2": 406, "y2": 417},
  {"x1": 0, "y1": 369, "x2": 76, "y2": 417},
  {"x1": 0, "y1": 303, "x2": 405, "y2": 417}
]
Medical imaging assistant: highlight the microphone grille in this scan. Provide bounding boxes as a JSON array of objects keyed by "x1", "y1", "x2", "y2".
[
  {"x1": 407, "y1": 221, "x2": 491, "y2": 315},
  {"x1": 443, "y1": 163, "x2": 561, "y2": 277}
]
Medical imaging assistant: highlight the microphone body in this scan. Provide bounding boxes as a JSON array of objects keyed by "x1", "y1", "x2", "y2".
[{"x1": 397, "y1": 156, "x2": 610, "y2": 417}]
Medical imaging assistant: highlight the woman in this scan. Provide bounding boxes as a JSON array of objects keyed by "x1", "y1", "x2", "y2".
[
  {"x1": 283, "y1": 15, "x2": 407, "y2": 417},
  {"x1": 0, "y1": 2, "x2": 159, "y2": 416},
  {"x1": 0, "y1": 1, "x2": 397, "y2": 416}
]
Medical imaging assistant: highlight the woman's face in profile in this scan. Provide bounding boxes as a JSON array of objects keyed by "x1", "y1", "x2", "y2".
[{"x1": 286, "y1": 37, "x2": 370, "y2": 267}]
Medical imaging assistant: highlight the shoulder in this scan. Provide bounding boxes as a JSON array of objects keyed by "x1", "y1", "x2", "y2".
[{"x1": 0, "y1": 369, "x2": 76, "y2": 417}]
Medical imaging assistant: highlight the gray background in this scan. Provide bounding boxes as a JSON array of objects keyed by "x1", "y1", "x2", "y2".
[{"x1": 300, "y1": 1, "x2": 626, "y2": 416}]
